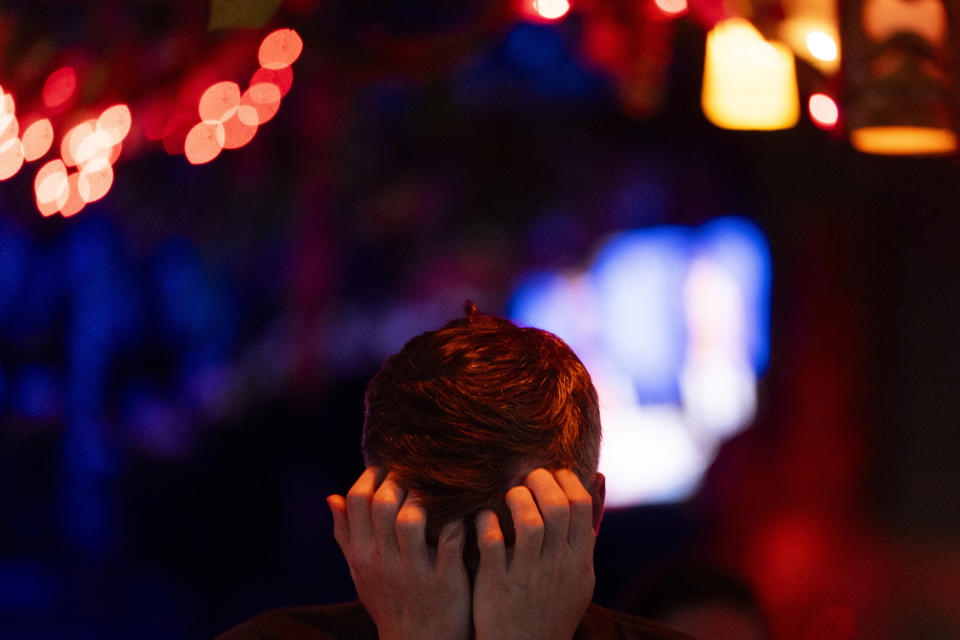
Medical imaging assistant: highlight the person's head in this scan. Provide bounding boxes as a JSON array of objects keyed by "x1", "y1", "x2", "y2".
[{"x1": 362, "y1": 302, "x2": 604, "y2": 541}]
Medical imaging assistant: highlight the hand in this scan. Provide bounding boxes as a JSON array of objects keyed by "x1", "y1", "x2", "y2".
[
  {"x1": 472, "y1": 468, "x2": 596, "y2": 640},
  {"x1": 328, "y1": 467, "x2": 471, "y2": 640}
]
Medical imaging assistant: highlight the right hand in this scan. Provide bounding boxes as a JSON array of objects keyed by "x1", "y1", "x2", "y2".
[{"x1": 327, "y1": 467, "x2": 471, "y2": 640}]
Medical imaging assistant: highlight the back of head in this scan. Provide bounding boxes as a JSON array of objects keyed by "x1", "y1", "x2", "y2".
[{"x1": 362, "y1": 303, "x2": 601, "y2": 528}]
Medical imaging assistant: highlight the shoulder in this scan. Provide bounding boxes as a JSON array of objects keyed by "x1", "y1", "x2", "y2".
[
  {"x1": 577, "y1": 603, "x2": 700, "y2": 640},
  {"x1": 215, "y1": 601, "x2": 377, "y2": 640}
]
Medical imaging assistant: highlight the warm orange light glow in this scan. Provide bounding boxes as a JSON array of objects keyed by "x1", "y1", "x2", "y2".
[
  {"x1": 702, "y1": 19, "x2": 799, "y2": 130},
  {"x1": 241, "y1": 83, "x2": 282, "y2": 125},
  {"x1": 96, "y1": 104, "x2": 132, "y2": 146},
  {"x1": 850, "y1": 126, "x2": 958, "y2": 155},
  {"x1": 61, "y1": 120, "x2": 96, "y2": 167},
  {"x1": 251, "y1": 66, "x2": 293, "y2": 97},
  {"x1": 806, "y1": 32, "x2": 838, "y2": 62},
  {"x1": 808, "y1": 93, "x2": 839, "y2": 129},
  {"x1": 35, "y1": 159, "x2": 69, "y2": 216},
  {"x1": 531, "y1": 0, "x2": 570, "y2": 20},
  {"x1": 79, "y1": 158, "x2": 114, "y2": 203},
  {"x1": 0, "y1": 137, "x2": 24, "y2": 180},
  {"x1": 258, "y1": 29, "x2": 304, "y2": 70},
  {"x1": 199, "y1": 82, "x2": 241, "y2": 121},
  {"x1": 59, "y1": 172, "x2": 86, "y2": 217},
  {"x1": 0, "y1": 94, "x2": 18, "y2": 142},
  {"x1": 184, "y1": 120, "x2": 225, "y2": 164},
  {"x1": 222, "y1": 107, "x2": 258, "y2": 149},
  {"x1": 21, "y1": 118, "x2": 54, "y2": 161},
  {"x1": 36, "y1": 159, "x2": 68, "y2": 201},
  {"x1": 654, "y1": 0, "x2": 688, "y2": 16},
  {"x1": 43, "y1": 67, "x2": 77, "y2": 109}
]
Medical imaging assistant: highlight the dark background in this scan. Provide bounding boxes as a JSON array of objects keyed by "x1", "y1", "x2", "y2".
[{"x1": 0, "y1": 2, "x2": 959, "y2": 639}]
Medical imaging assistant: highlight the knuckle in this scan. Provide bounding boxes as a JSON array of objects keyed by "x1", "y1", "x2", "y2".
[
  {"x1": 370, "y1": 493, "x2": 397, "y2": 513},
  {"x1": 541, "y1": 502, "x2": 569, "y2": 522},
  {"x1": 570, "y1": 495, "x2": 593, "y2": 514},
  {"x1": 479, "y1": 529, "x2": 505, "y2": 550},
  {"x1": 394, "y1": 507, "x2": 425, "y2": 530},
  {"x1": 515, "y1": 513, "x2": 544, "y2": 534}
]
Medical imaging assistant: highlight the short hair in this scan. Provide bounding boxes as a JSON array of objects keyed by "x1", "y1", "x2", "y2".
[{"x1": 362, "y1": 303, "x2": 602, "y2": 526}]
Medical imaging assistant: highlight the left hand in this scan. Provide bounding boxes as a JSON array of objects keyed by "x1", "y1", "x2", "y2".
[{"x1": 472, "y1": 468, "x2": 596, "y2": 640}]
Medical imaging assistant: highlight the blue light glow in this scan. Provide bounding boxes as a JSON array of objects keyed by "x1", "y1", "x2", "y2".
[{"x1": 509, "y1": 216, "x2": 772, "y2": 506}]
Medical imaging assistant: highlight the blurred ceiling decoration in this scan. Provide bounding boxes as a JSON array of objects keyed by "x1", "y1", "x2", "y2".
[
  {"x1": 0, "y1": 0, "x2": 956, "y2": 222},
  {"x1": 842, "y1": 0, "x2": 957, "y2": 155}
]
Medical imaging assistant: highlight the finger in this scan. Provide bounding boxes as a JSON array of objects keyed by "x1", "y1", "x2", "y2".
[
  {"x1": 505, "y1": 485, "x2": 544, "y2": 572},
  {"x1": 475, "y1": 510, "x2": 507, "y2": 574},
  {"x1": 395, "y1": 492, "x2": 429, "y2": 567},
  {"x1": 327, "y1": 494, "x2": 349, "y2": 552},
  {"x1": 435, "y1": 519, "x2": 466, "y2": 574},
  {"x1": 525, "y1": 468, "x2": 571, "y2": 556},
  {"x1": 554, "y1": 469, "x2": 595, "y2": 551},
  {"x1": 371, "y1": 472, "x2": 407, "y2": 560},
  {"x1": 345, "y1": 467, "x2": 385, "y2": 546}
]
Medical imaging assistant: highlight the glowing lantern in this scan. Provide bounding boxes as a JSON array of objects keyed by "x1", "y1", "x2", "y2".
[
  {"x1": 842, "y1": 0, "x2": 956, "y2": 154},
  {"x1": 702, "y1": 19, "x2": 800, "y2": 130}
]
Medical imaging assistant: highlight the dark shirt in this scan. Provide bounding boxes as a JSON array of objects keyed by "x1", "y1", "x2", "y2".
[{"x1": 216, "y1": 601, "x2": 698, "y2": 640}]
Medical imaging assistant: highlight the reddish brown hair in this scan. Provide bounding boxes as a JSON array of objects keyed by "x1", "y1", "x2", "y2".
[{"x1": 362, "y1": 303, "x2": 601, "y2": 526}]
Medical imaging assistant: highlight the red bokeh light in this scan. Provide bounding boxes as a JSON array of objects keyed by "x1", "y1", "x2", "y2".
[
  {"x1": 199, "y1": 82, "x2": 241, "y2": 122},
  {"x1": 521, "y1": 0, "x2": 571, "y2": 21},
  {"x1": 61, "y1": 120, "x2": 96, "y2": 167},
  {"x1": 241, "y1": 83, "x2": 282, "y2": 125},
  {"x1": 96, "y1": 104, "x2": 132, "y2": 146},
  {"x1": 79, "y1": 158, "x2": 114, "y2": 203},
  {"x1": 654, "y1": 0, "x2": 688, "y2": 16},
  {"x1": 21, "y1": 118, "x2": 54, "y2": 161},
  {"x1": 258, "y1": 29, "x2": 304, "y2": 70},
  {"x1": 59, "y1": 172, "x2": 86, "y2": 217},
  {"x1": 251, "y1": 66, "x2": 294, "y2": 98},
  {"x1": 184, "y1": 120, "x2": 225, "y2": 164},
  {"x1": 35, "y1": 159, "x2": 69, "y2": 216},
  {"x1": 0, "y1": 136, "x2": 24, "y2": 180},
  {"x1": 809, "y1": 93, "x2": 839, "y2": 129},
  {"x1": 43, "y1": 67, "x2": 77, "y2": 109},
  {"x1": 221, "y1": 107, "x2": 258, "y2": 149}
]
